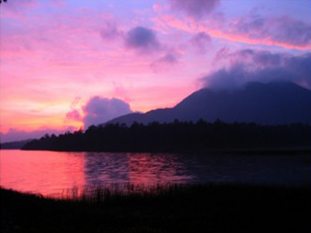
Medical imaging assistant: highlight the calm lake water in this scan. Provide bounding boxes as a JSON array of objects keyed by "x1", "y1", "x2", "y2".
[{"x1": 1, "y1": 150, "x2": 310, "y2": 196}]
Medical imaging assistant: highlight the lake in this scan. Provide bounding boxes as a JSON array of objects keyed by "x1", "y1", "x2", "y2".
[{"x1": 1, "y1": 150, "x2": 310, "y2": 196}]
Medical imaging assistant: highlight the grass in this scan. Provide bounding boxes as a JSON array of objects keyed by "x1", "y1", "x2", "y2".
[{"x1": 1, "y1": 183, "x2": 311, "y2": 233}]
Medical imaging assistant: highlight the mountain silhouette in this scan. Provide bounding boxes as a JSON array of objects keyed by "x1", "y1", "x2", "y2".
[
  {"x1": 107, "y1": 82, "x2": 311, "y2": 125},
  {"x1": 1, "y1": 139, "x2": 33, "y2": 149}
]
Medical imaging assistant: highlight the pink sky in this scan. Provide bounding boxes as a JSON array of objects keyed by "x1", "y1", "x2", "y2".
[{"x1": 1, "y1": 0, "x2": 311, "y2": 142}]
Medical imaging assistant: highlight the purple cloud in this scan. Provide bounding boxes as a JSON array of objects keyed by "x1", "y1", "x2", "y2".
[
  {"x1": 221, "y1": 49, "x2": 284, "y2": 69},
  {"x1": 82, "y1": 97, "x2": 132, "y2": 129},
  {"x1": 203, "y1": 49, "x2": 311, "y2": 90},
  {"x1": 100, "y1": 21, "x2": 121, "y2": 41},
  {"x1": 169, "y1": 0, "x2": 220, "y2": 20},
  {"x1": 158, "y1": 53, "x2": 177, "y2": 64},
  {"x1": 125, "y1": 26, "x2": 160, "y2": 53},
  {"x1": 151, "y1": 52, "x2": 178, "y2": 72},
  {"x1": 232, "y1": 15, "x2": 311, "y2": 47},
  {"x1": 190, "y1": 32, "x2": 211, "y2": 53}
]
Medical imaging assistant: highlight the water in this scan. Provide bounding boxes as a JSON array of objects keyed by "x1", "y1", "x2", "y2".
[{"x1": 1, "y1": 150, "x2": 310, "y2": 196}]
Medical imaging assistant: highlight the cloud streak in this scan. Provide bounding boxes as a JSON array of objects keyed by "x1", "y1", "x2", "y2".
[
  {"x1": 230, "y1": 14, "x2": 311, "y2": 47},
  {"x1": 154, "y1": 11, "x2": 311, "y2": 50}
]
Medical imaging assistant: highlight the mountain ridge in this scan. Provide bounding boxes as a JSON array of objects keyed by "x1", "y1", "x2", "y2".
[{"x1": 106, "y1": 82, "x2": 311, "y2": 126}]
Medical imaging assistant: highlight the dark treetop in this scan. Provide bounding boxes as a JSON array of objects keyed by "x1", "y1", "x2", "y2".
[{"x1": 22, "y1": 120, "x2": 311, "y2": 152}]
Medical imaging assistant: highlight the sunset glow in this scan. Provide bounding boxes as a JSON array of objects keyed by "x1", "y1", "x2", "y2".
[{"x1": 1, "y1": 0, "x2": 310, "y2": 142}]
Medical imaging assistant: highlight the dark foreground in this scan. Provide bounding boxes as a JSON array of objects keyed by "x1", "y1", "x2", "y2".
[{"x1": 1, "y1": 184, "x2": 311, "y2": 233}]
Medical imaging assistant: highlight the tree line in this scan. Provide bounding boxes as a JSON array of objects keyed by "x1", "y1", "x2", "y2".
[{"x1": 22, "y1": 120, "x2": 311, "y2": 152}]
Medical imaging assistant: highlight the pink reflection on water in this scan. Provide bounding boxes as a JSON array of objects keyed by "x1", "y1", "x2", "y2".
[
  {"x1": 0, "y1": 150, "x2": 85, "y2": 196},
  {"x1": 128, "y1": 153, "x2": 192, "y2": 186},
  {"x1": 0, "y1": 151, "x2": 193, "y2": 196},
  {"x1": 1, "y1": 150, "x2": 309, "y2": 196}
]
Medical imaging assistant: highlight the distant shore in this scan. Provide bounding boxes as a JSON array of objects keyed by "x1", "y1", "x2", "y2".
[
  {"x1": 2, "y1": 183, "x2": 311, "y2": 233},
  {"x1": 11, "y1": 147, "x2": 311, "y2": 155},
  {"x1": 20, "y1": 121, "x2": 311, "y2": 153}
]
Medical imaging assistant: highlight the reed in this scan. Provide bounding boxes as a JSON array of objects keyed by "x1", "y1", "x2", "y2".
[{"x1": 2, "y1": 183, "x2": 311, "y2": 233}]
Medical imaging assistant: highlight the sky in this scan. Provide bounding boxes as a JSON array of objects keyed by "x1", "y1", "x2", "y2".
[{"x1": 1, "y1": 0, "x2": 311, "y2": 142}]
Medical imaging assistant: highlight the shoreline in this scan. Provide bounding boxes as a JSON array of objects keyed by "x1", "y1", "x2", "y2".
[
  {"x1": 2, "y1": 183, "x2": 311, "y2": 232},
  {"x1": 16, "y1": 147, "x2": 311, "y2": 155}
]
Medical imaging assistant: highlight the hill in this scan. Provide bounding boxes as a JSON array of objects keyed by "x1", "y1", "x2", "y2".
[
  {"x1": 1, "y1": 139, "x2": 33, "y2": 149},
  {"x1": 107, "y1": 82, "x2": 311, "y2": 125}
]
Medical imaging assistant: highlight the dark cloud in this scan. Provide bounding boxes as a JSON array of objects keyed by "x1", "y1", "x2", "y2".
[
  {"x1": 190, "y1": 32, "x2": 211, "y2": 53},
  {"x1": 1, "y1": 128, "x2": 66, "y2": 143},
  {"x1": 169, "y1": 0, "x2": 220, "y2": 20},
  {"x1": 100, "y1": 21, "x2": 121, "y2": 41},
  {"x1": 233, "y1": 15, "x2": 311, "y2": 47},
  {"x1": 203, "y1": 49, "x2": 311, "y2": 90},
  {"x1": 82, "y1": 97, "x2": 132, "y2": 129},
  {"x1": 124, "y1": 26, "x2": 160, "y2": 53}
]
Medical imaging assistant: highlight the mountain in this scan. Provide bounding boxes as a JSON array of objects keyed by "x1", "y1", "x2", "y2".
[
  {"x1": 107, "y1": 82, "x2": 311, "y2": 125},
  {"x1": 1, "y1": 139, "x2": 33, "y2": 149}
]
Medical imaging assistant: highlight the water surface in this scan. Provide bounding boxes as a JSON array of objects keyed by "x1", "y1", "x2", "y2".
[{"x1": 1, "y1": 150, "x2": 310, "y2": 196}]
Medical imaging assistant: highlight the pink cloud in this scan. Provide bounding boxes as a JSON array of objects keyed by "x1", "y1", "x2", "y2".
[{"x1": 65, "y1": 109, "x2": 82, "y2": 121}]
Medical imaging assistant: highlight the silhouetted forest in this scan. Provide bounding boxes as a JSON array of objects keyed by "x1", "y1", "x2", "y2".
[{"x1": 21, "y1": 120, "x2": 311, "y2": 152}]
